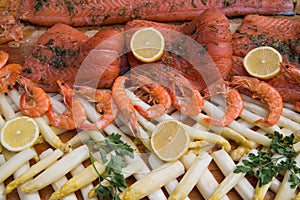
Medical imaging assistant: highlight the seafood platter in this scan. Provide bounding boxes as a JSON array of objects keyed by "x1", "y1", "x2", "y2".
[{"x1": 1, "y1": 0, "x2": 300, "y2": 199}]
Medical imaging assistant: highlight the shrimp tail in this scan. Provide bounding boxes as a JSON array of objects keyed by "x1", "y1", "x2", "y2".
[{"x1": 133, "y1": 104, "x2": 166, "y2": 119}]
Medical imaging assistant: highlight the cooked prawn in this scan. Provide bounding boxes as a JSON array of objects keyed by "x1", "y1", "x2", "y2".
[
  {"x1": 112, "y1": 76, "x2": 140, "y2": 137},
  {"x1": 47, "y1": 80, "x2": 86, "y2": 130},
  {"x1": 17, "y1": 76, "x2": 51, "y2": 118},
  {"x1": 0, "y1": 63, "x2": 22, "y2": 93},
  {"x1": 280, "y1": 62, "x2": 300, "y2": 85},
  {"x1": 203, "y1": 88, "x2": 244, "y2": 126},
  {"x1": 231, "y1": 76, "x2": 282, "y2": 127},
  {"x1": 0, "y1": 50, "x2": 9, "y2": 68},
  {"x1": 131, "y1": 74, "x2": 172, "y2": 118},
  {"x1": 74, "y1": 85, "x2": 118, "y2": 130},
  {"x1": 168, "y1": 73, "x2": 204, "y2": 116}
]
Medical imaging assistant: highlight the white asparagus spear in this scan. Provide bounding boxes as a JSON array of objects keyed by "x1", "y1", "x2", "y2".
[
  {"x1": 35, "y1": 117, "x2": 69, "y2": 152},
  {"x1": 13, "y1": 163, "x2": 41, "y2": 200},
  {"x1": 210, "y1": 149, "x2": 258, "y2": 200},
  {"x1": 0, "y1": 148, "x2": 37, "y2": 184},
  {"x1": 148, "y1": 154, "x2": 190, "y2": 200},
  {"x1": 67, "y1": 131, "x2": 91, "y2": 147},
  {"x1": 70, "y1": 164, "x2": 97, "y2": 200},
  {"x1": 169, "y1": 151, "x2": 212, "y2": 200},
  {"x1": 212, "y1": 149, "x2": 254, "y2": 200},
  {"x1": 5, "y1": 148, "x2": 63, "y2": 194},
  {"x1": 22, "y1": 145, "x2": 90, "y2": 193},
  {"x1": 50, "y1": 160, "x2": 105, "y2": 200},
  {"x1": 0, "y1": 154, "x2": 6, "y2": 200},
  {"x1": 0, "y1": 93, "x2": 16, "y2": 119},
  {"x1": 119, "y1": 161, "x2": 185, "y2": 200},
  {"x1": 181, "y1": 151, "x2": 229, "y2": 200},
  {"x1": 39, "y1": 149, "x2": 77, "y2": 200},
  {"x1": 282, "y1": 108, "x2": 300, "y2": 124},
  {"x1": 0, "y1": 155, "x2": 4, "y2": 164},
  {"x1": 274, "y1": 154, "x2": 300, "y2": 200}
]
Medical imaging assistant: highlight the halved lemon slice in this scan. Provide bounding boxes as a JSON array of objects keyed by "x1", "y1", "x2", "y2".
[
  {"x1": 130, "y1": 27, "x2": 165, "y2": 63},
  {"x1": 0, "y1": 116, "x2": 39, "y2": 152},
  {"x1": 243, "y1": 46, "x2": 282, "y2": 80},
  {"x1": 150, "y1": 120, "x2": 190, "y2": 161}
]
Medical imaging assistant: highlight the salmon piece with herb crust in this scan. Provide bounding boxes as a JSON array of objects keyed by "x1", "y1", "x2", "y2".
[
  {"x1": 21, "y1": 23, "x2": 89, "y2": 92},
  {"x1": 19, "y1": 0, "x2": 294, "y2": 27},
  {"x1": 232, "y1": 15, "x2": 300, "y2": 66}
]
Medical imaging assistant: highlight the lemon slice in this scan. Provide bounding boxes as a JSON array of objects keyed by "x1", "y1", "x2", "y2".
[
  {"x1": 130, "y1": 27, "x2": 165, "y2": 63},
  {"x1": 150, "y1": 120, "x2": 190, "y2": 161},
  {"x1": 0, "y1": 116, "x2": 39, "y2": 152},
  {"x1": 243, "y1": 46, "x2": 282, "y2": 80}
]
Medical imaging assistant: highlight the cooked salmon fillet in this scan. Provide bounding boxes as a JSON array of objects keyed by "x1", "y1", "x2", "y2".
[
  {"x1": 21, "y1": 23, "x2": 89, "y2": 92},
  {"x1": 232, "y1": 15, "x2": 300, "y2": 66},
  {"x1": 22, "y1": 24, "x2": 124, "y2": 92},
  {"x1": 19, "y1": 0, "x2": 294, "y2": 27},
  {"x1": 75, "y1": 28, "x2": 124, "y2": 89}
]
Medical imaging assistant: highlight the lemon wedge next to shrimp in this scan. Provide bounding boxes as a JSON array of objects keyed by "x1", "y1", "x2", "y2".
[
  {"x1": 243, "y1": 46, "x2": 282, "y2": 80},
  {"x1": 0, "y1": 116, "x2": 39, "y2": 152},
  {"x1": 130, "y1": 27, "x2": 165, "y2": 63}
]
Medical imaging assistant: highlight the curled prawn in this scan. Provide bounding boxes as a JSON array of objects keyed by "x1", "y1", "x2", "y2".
[
  {"x1": 74, "y1": 86, "x2": 118, "y2": 130},
  {"x1": 112, "y1": 76, "x2": 140, "y2": 137},
  {"x1": 280, "y1": 62, "x2": 300, "y2": 85},
  {"x1": 231, "y1": 76, "x2": 282, "y2": 127},
  {"x1": 17, "y1": 76, "x2": 51, "y2": 118},
  {"x1": 0, "y1": 50, "x2": 9, "y2": 68},
  {"x1": 203, "y1": 88, "x2": 244, "y2": 126},
  {"x1": 47, "y1": 80, "x2": 86, "y2": 130},
  {"x1": 0, "y1": 63, "x2": 22, "y2": 93},
  {"x1": 168, "y1": 73, "x2": 204, "y2": 116},
  {"x1": 132, "y1": 75, "x2": 172, "y2": 118}
]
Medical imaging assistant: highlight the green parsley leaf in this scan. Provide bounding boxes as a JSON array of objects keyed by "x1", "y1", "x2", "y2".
[
  {"x1": 234, "y1": 131, "x2": 300, "y2": 188},
  {"x1": 87, "y1": 133, "x2": 134, "y2": 200}
]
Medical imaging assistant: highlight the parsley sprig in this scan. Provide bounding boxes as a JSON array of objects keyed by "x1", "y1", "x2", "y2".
[
  {"x1": 234, "y1": 131, "x2": 300, "y2": 188},
  {"x1": 87, "y1": 133, "x2": 134, "y2": 200}
]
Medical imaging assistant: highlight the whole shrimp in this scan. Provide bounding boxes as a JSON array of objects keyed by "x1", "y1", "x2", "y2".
[
  {"x1": 168, "y1": 72, "x2": 204, "y2": 116},
  {"x1": 17, "y1": 76, "x2": 51, "y2": 118},
  {"x1": 132, "y1": 74, "x2": 172, "y2": 118},
  {"x1": 0, "y1": 50, "x2": 9, "y2": 68},
  {"x1": 74, "y1": 86, "x2": 118, "y2": 130},
  {"x1": 47, "y1": 80, "x2": 86, "y2": 130},
  {"x1": 280, "y1": 62, "x2": 300, "y2": 85},
  {"x1": 112, "y1": 76, "x2": 140, "y2": 137},
  {"x1": 231, "y1": 76, "x2": 282, "y2": 127},
  {"x1": 203, "y1": 88, "x2": 244, "y2": 126},
  {"x1": 0, "y1": 63, "x2": 22, "y2": 93}
]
